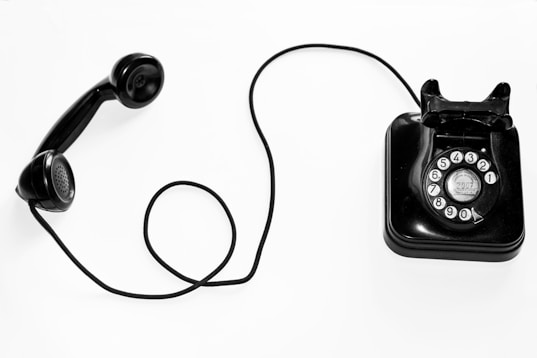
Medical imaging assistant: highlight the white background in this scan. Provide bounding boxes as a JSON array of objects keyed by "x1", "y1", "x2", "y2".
[{"x1": 1, "y1": 1, "x2": 537, "y2": 357}]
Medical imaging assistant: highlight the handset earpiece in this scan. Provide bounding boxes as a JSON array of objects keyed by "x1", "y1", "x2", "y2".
[
  {"x1": 17, "y1": 53, "x2": 164, "y2": 211},
  {"x1": 34, "y1": 53, "x2": 164, "y2": 155},
  {"x1": 16, "y1": 150, "x2": 75, "y2": 211},
  {"x1": 110, "y1": 53, "x2": 164, "y2": 109}
]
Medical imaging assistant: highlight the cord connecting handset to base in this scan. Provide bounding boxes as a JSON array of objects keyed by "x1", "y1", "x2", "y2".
[{"x1": 19, "y1": 44, "x2": 420, "y2": 299}]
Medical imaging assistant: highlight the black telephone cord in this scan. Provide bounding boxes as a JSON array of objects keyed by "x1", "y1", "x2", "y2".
[{"x1": 30, "y1": 43, "x2": 421, "y2": 299}]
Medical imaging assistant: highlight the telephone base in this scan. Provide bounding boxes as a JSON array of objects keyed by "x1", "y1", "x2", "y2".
[{"x1": 384, "y1": 112, "x2": 524, "y2": 262}]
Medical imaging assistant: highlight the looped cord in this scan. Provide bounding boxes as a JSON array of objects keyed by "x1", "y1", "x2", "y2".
[{"x1": 29, "y1": 44, "x2": 420, "y2": 299}]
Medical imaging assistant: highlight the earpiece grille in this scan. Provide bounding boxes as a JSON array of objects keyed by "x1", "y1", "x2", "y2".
[{"x1": 52, "y1": 161, "x2": 71, "y2": 200}]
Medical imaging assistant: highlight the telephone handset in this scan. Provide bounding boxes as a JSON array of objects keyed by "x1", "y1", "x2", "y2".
[{"x1": 385, "y1": 79, "x2": 524, "y2": 261}]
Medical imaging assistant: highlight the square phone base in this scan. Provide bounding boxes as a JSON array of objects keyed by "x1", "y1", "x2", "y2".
[{"x1": 384, "y1": 80, "x2": 524, "y2": 262}]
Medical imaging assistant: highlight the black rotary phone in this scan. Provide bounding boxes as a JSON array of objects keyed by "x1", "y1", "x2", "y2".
[
  {"x1": 385, "y1": 79, "x2": 524, "y2": 261},
  {"x1": 17, "y1": 46, "x2": 527, "y2": 299}
]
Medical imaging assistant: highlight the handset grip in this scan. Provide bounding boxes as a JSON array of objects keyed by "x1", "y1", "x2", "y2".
[
  {"x1": 34, "y1": 78, "x2": 116, "y2": 155},
  {"x1": 33, "y1": 53, "x2": 164, "y2": 156}
]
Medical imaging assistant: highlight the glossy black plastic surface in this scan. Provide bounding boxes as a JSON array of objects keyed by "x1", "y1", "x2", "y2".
[
  {"x1": 110, "y1": 53, "x2": 164, "y2": 109},
  {"x1": 421, "y1": 79, "x2": 513, "y2": 131},
  {"x1": 16, "y1": 151, "x2": 75, "y2": 211},
  {"x1": 384, "y1": 80, "x2": 524, "y2": 261},
  {"x1": 35, "y1": 79, "x2": 116, "y2": 155},
  {"x1": 17, "y1": 53, "x2": 163, "y2": 212},
  {"x1": 35, "y1": 53, "x2": 164, "y2": 155}
]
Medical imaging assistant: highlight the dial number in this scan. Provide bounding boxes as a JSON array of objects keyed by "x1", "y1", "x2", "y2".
[
  {"x1": 437, "y1": 157, "x2": 451, "y2": 170},
  {"x1": 433, "y1": 197, "x2": 446, "y2": 210},
  {"x1": 450, "y1": 151, "x2": 463, "y2": 164},
  {"x1": 429, "y1": 169, "x2": 442, "y2": 182},
  {"x1": 464, "y1": 152, "x2": 478, "y2": 164},
  {"x1": 444, "y1": 206, "x2": 458, "y2": 219},
  {"x1": 484, "y1": 171, "x2": 497, "y2": 184},
  {"x1": 477, "y1": 159, "x2": 490, "y2": 172},
  {"x1": 459, "y1": 208, "x2": 472, "y2": 221},
  {"x1": 427, "y1": 184, "x2": 441, "y2": 196}
]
